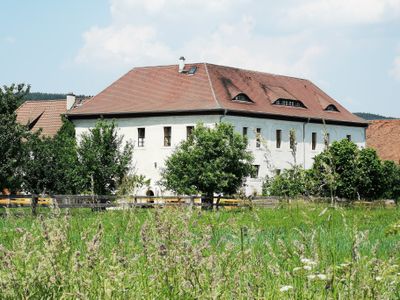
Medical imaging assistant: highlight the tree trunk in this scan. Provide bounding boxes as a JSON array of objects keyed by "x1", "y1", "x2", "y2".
[{"x1": 201, "y1": 192, "x2": 214, "y2": 210}]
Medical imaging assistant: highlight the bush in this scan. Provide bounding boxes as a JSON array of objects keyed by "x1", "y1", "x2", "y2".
[
  {"x1": 262, "y1": 166, "x2": 308, "y2": 197},
  {"x1": 265, "y1": 139, "x2": 400, "y2": 201}
]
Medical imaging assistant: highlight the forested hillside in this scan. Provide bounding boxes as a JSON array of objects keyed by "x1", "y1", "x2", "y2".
[
  {"x1": 354, "y1": 112, "x2": 396, "y2": 120},
  {"x1": 24, "y1": 92, "x2": 90, "y2": 100}
]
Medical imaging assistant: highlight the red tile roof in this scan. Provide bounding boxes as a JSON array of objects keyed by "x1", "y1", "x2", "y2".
[
  {"x1": 16, "y1": 100, "x2": 67, "y2": 137},
  {"x1": 68, "y1": 63, "x2": 367, "y2": 126},
  {"x1": 366, "y1": 120, "x2": 400, "y2": 163}
]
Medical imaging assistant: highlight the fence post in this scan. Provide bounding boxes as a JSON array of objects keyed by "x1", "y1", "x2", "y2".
[
  {"x1": 190, "y1": 196, "x2": 194, "y2": 208},
  {"x1": 31, "y1": 195, "x2": 38, "y2": 216}
]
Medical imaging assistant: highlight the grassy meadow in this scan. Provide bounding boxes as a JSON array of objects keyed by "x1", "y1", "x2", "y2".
[{"x1": 0, "y1": 203, "x2": 400, "y2": 299}]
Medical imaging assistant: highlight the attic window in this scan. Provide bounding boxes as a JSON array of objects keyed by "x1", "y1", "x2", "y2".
[
  {"x1": 188, "y1": 66, "x2": 197, "y2": 75},
  {"x1": 325, "y1": 104, "x2": 340, "y2": 112},
  {"x1": 232, "y1": 93, "x2": 253, "y2": 103},
  {"x1": 274, "y1": 98, "x2": 306, "y2": 108}
]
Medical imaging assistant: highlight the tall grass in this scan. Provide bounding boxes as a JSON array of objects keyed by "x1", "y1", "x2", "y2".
[{"x1": 0, "y1": 204, "x2": 399, "y2": 299}]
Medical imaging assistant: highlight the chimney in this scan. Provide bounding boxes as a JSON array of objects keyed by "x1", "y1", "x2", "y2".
[
  {"x1": 66, "y1": 93, "x2": 76, "y2": 110},
  {"x1": 178, "y1": 56, "x2": 186, "y2": 73}
]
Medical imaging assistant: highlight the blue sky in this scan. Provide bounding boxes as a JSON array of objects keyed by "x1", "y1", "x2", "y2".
[{"x1": 1, "y1": 0, "x2": 400, "y2": 116}]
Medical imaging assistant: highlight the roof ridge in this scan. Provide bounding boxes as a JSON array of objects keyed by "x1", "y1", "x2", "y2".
[
  {"x1": 204, "y1": 63, "x2": 222, "y2": 109},
  {"x1": 203, "y1": 62, "x2": 310, "y2": 82}
]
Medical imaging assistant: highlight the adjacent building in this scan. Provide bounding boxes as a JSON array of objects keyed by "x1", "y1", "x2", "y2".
[
  {"x1": 67, "y1": 59, "x2": 368, "y2": 195},
  {"x1": 367, "y1": 120, "x2": 400, "y2": 164},
  {"x1": 16, "y1": 95, "x2": 87, "y2": 137}
]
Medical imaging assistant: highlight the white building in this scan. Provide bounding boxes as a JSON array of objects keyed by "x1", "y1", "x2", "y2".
[{"x1": 67, "y1": 59, "x2": 368, "y2": 195}]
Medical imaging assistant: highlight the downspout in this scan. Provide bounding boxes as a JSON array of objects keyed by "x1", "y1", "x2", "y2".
[{"x1": 219, "y1": 109, "x2": 228, "y2": 123}]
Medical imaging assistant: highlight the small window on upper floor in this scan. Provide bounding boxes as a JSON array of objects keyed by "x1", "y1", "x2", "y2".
[
  {"x1": 138, "y1": 128, "x2": 145, "y2": 147},
  {"x1": 276, "y1": 129, "x2": 282, "y2": 149},
  {"x1": 312, "y1": 132, "x2": 317, "y2": 150},
  {"x1": 325, "y1": 104, "x2": 340, "y2": 112},
  {"x1": 186, "y1": 126, "x2": 194, "y2": 140},
  {"x1": 232, "y1": 93, "x2": 253, "y2": 103},
  {"x1": 164, "y1": 127, "x2": 171, "y2": 146},
  {"x1": 273, "y1": 98, "x2": 306, "y2": 108},
  {"x1": 256, "y1": 128, "x2": 261, "y2": 148},
  {"x1": 242, "y1": 127, "x2": 248, "y2": 144}
]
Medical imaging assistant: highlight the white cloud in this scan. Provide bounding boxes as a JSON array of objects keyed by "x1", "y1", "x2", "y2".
[
  {"x1": 182, "y1": 17, "x2": 324, "y2": 78},
  {"x1": 3, "y1": 36, "x2": 16, "y2": 44},
  {"x1": 75, "y1": 0, "x2": 325, "y2": 78},
  {"x1": 286, "y1": 0, "x2": 400, "y2": 25},
  {"x1": 75, "y1": 25, "x2": 174, "y2": 68}
]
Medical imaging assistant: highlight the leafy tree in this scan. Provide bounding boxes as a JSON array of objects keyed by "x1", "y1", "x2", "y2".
[
  {"x1": 381, "y1": 160, "x2": 400, "y2": 201},
  {"x1": 311, "y1": 139, "x2": 358, "y2": 199},
  {"x1": 0, "y1": 84, "x2": 30, "y2": 192},
  {"x1": 21, "y1": 118, "x2": 84, "y2": 195},
  {"x1": 78, "y1": 119, "x2": 133, "y2": 195},
  {"x1": 161, "y1": 123, "x2": 254, "y2": 203},
  {"x1": 356, "y1": 148, "x2": 384, "y2": 200},
  {"x1": 117, "y1": 174, "x2": 150, "y2": 196},
  {"x1": 51, "y1": 117, "x2": 84, "y2": 194},
  {"x1": 21, "y1": 132, "x2": 55, "y2": 194},
  {"x1": 262, "y1": 166, "x2": 308, "y2": 197}
]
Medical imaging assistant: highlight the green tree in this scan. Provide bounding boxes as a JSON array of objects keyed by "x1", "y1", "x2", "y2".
[
  {"x1": 381, "y1": 160, "x2": 400, "y2": 201},
  {"x1": 161, "y1": 123, "x2": 254, "y2": 204},
  {"x1": 21, "y1": 132, "x2": 55, "y2": 194},
  {"x1": 78, "y1": 119, "x2": 133, "y2": 195},
  {"x1": 51, "y1": 117, "x2": 84, "y2": 194},
  {"x1": 356, "y1": 148, "x2": 384, "y2": 200},
  {"x1": 311, "y1": 139, "x2": 358, "y2": 199},
  {"x1": 0, "y1": 84, "x2": 30, "y2": 192},
  {"x1": 262, "y1": 166, "x2": 307, "y2": 197}
]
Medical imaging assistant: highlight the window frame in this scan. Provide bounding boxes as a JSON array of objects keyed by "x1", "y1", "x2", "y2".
[
  {"x1": 138, "y1": 127, "x2": 145, "y2": 147},
  {"x1": 256, "y1": 128, "x2": 261, "y2": 148},
  {"x1": 312, "y1": 132, "x2": 317, "y2": 150},
  {"x1": 276, "y1": 129, "x2": 282, "y2": 149},
  {"x1": 163, "y1": 126, "x2": 172, "y2": 147}
]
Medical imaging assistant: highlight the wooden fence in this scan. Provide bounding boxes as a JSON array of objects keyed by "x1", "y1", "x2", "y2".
[{"x1": 0, "y1": 194, "x2": 281, "y2": 214}]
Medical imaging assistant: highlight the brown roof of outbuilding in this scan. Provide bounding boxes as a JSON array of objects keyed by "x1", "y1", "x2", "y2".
[
  {"x1": 366, "y1": 120, "x2": 400, "y2": 164},
  {"x1": 68, "y1": 63, "x2": 367, "y2": 126},
  {"x1": 16, "y1": 100, "x2": 67, "y2": 137}
]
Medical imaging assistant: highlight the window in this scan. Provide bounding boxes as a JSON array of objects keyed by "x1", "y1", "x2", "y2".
[
  {"x1": 256, "y1": 128, "x2": 261, "y2": 148},
  {"x1": 346, "y1": 134, "x2": 351, "y2": 142},
  {"x1": 232, "y1": 93, "x2": 253, "y2": 103},
  {"x1": 188, "y1": 66, "x2": 197, "y2": 75},
  {"x1": 242, "y1": 127, "x2": 248, "y2": 145},
  {"x1": 325, "y1": 104, "x2": 339, "y2": 112},
  {"x1": 273, "y1": 98, "x2": 306, "y2": 108},
  {"x1": 242, "y1": 127, "x2": 248, "y2": 137},
  {"x1": 276, "y1": 129, "x2": 282, "y2": 148},
  {"x1": 251, "y1": 165, "x2": 260, "y2": 178},
  {"x1": 138, "y1": 128, "x2": 145, "y2": 147},
  {"x1": 312, "y1": 132, "x2": 317, "y2": 150},
  {"x1": 164, "y1": 127, "x2": 171, "y2": 146},
  {"x1": 186, "y1": 126, "x2": 194, "y2": 139}
]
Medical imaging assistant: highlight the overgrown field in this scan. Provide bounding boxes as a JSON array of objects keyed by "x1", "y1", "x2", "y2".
[{"x1": 1, "y1": 204, "x2": 400, "y2": 299}]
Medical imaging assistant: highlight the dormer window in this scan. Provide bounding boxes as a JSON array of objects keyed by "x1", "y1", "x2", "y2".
[
  {"x1": 273, "y1": 98, "x2": 306, "y2": 108},
  {"x1": 325, "y1": 104, "x2": 339, "y2": 112},
  {"x1": 232, "y1": 93, "x2": 253, "y2": 103}
]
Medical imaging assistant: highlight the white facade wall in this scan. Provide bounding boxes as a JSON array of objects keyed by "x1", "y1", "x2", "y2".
[{"x1": 73, "y1": 114, "x2": 366, "y2": 196}]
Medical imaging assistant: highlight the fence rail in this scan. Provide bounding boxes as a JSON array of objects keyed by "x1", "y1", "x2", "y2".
[{"x1": 0, "y1": 194, "x2": 282, "y2": 214}]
